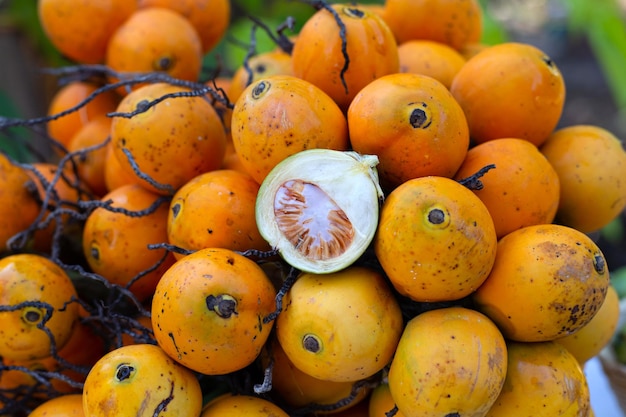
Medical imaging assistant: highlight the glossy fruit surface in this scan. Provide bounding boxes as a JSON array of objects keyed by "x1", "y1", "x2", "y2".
[
  {"x1": 540, "y1": 124, "x2": 626, "y2": 233},
  {"x1": 388, "y1": 307, "x2": 507, "y2": 417},
  {"x1": 167, "y1": 169, "x2": 270, "y2": 258},
  {"x1": 0, "y1": 254, "x2": 79, "y2": 361},
  {"x1": 369, "y1": 383, "x2": 407, "y2": 417},
  {"x1": 276, "y1": 266, "x2": 403, "y2": 382},
  {"x1": 383, "y1": 0, "x2": 482, "y2": 50},
  {"x1": 38, "y1": 0, "x2": 137, "y2": 64},
  {"x1": 151, "y1": 248, "x2": 276, "y2": 375},
  {"x1": 82, "y1": 344, "x2": 202, "y2": 417},
  {"x1": 137, "y1": 0, "x2": 230, "y2": 53},
  {"x1": 291, "y1": 4, "x2": 399, "y2": 110},
  {"x1": 82, "y1": 184, "x2": 176, "y2": 301},
  {"x1": 375, "y1": 176, "x2": 497, "y2": 302},
  {"x1": 67, "y1": 114, "x2": 112, "y2": 197},
  {"x1": 200, "y1": 394, "x2": 290, "y2": 417},
  {"x1": 228, "y1": 51, "x2": 293, "y2": 103},
  {"x1": 106, "y1": 7, "x2": 203, "y2": 86},
  {"x1": 28, "y1": 393, "x2": 85, "y2": 417},
  {"x1": 110, "y1": 82, "x2": 226, "y2": 195},
  {"x1": 0, "y1": 154, "x2": 41, "y2": 252},
  {"x1": 46, "y1": 81, "x2": 119, "y2": 149},
  {"x1": 231, "y1": 75, "x2": 349, "y2": 184},
  {"x1": 348, "y1": 72, "x2": 470, "y2": 189},
  {"x1": 554, "y1": 284, "x2": 620, "y2": 364},
  {"x1": 486, "y1": 341, "x2": 590, "y2": 416},
  {"x1": 397, "y1": 40, "x2": 466, "y2": 88},
  {"x1": 453, "y1": 137, "x2": 560, "y2": 238},
  {"x1": 473, "y1": 224, "x2": 610, "y2": 342},
  {"x1": 450, "y1": 42, "x2": 566, "y2": 146},
  {"x1": 261, "y1": 337, "x2": 370, "y2": 413}
]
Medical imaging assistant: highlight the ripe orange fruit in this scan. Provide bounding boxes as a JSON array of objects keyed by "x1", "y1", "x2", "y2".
[
  {"x1": 0, "y1": 254, "x2": 79, "y2": 361},
  {"x1": 397, "y1": 40, "x2": 466, "y2": 89},
  {"x1": 540, "y1": 124, "x2": 626, "y2": 233},
  {"x1": 228, "y1": 50, "x2": 293, "y2": 104},
  {"x1": 38, "y1": 0, "x2": 137, "y2": 64},
  {"x1": 0, "y1": 153, "x2": 40, "y2": 252},
  {"x1": 200, "y1": 394, "x2": 290, "y2": 417},
  {"x1": 82, "y1": 184, "x2": 176, "y2": 302},
  {"x1": 67, "y1": 114, "x2": 112, "y2": 197},
  {"x1": 151, "y1": 248, "x2": 276, "y2": 375},
  {"x1": 348, "y1": 72, "x2": 469, "y2": 189},
  {"x1": 46, "y1": 81, "x2": 119, "y2": 149},
  {"x1": 486, "y1": 341, "x2": 591, "y2": 416},
  {"x1": 106, "y1": 7, "x2": 203, "y2": 87},
  {"x1": 28, "y1": 393, "x2": 85, "y2": 417},
  {"x1": 275, "y1": 266, "x2": 403, "y2": 382},
  {"x1": 291, "y1": 4, "x2": 399, "y2": 110},
  {"x1": 459, "y1": 42, "x2": 490, "y2": 60},
  {"x1": 26, "y1": 162, "x2": 85, "y2": 252},
  {"x1": 375, "y1": 176, "x2": 497, "y2": 302},
  {"x1": 110, "y1": 82, "x2": 227, "y2": 195},
  {"x1": 167, "y1": 169, "x2": 271, "y2": 258},
  {"x1": 555, "y1": 284, "x2": 620, "y2": 364},
  {"x1": 388, "y1": 307, "x2": 507, "y2": 417},
  {"x1": 472, "y1": 224, "x2": 610, "y2": 342},
  {"x1": 369, "y1": 383, "x2": 407, "y2": 417},
  {"x1": 261, "y1": 337, "x2": 370, "y2": 413},
  {"x1": 231, "y1": 75, "x2": 349, "y2": 184},
  {"x1": 0, "y1": 321, "x2": 106, "y2": 398},
  {"x1": 383, "y1": 0, "x2": 483, "y2": 51},
  {"x1": 453, "y1": 137, "x2": 561, "y2": 238},
  {"x1": 82, "y1": 344, "x2": 202, "y2": 417},
  {"x1": 221, "y1": 140, "x2": 248, "y2": 174},
  {"x1": 450, "y1": 42, "x2": 566, "y2": 146},
  {"x1": 137, "y1": 0, "x2": 230, "y2": 53},
  {"x1": 102, "y1": 142, "x2": 141, "y2": 193}
]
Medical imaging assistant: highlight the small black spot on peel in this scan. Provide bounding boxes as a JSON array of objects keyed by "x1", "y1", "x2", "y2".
[
  {"x1": 409, "y1": 108, "x2": 431, "y2": 129},
  {"x1": 168, "y1": 332, "x2": 182, "y2": 357},
  {"x1": 152, "y1": 381, "x2": 175, "y2": 416},
  {"x1": 206, "y1": 294, "x2": 238, "y2": 318},
  {"x1": 90, "y1": 246, "x2": 100, "y2": 261},
  {"x1": 115, "y1": 363, "x2": 135, "y2": 382},
  {"x1": 593, "y1": 254, "x2": 605, "y2": 274},
  {"x1": 155, "y1": 56, "x2": 174, "y2": 71},
  {"x1": 171, "y1": 203, "x2": 181, "y2": 219},
  {"x1": 428, "y1": 208, "x2": 445, "y2": 225},
  {"x1": 542, "y1": 55, "x2": 555, "y2": 68},
  {"x1": 252, "y1": 80, "x2": 270, "y2": 99},
  {"x1": 303, "y1": 334, "x2": 322, "y2": 353},
  {"x1": 344, "y1": 7, "x2": 365, "y2": 18}
]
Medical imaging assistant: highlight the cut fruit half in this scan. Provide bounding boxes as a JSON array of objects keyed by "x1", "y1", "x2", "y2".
[{"x1": 255, "y1": 149, "x2": 383, "y2": 273}]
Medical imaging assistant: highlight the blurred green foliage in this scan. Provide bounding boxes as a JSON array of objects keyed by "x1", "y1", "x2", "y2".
[{"x1": 558, "y1": 0, "x2": 626, "y2": 110}]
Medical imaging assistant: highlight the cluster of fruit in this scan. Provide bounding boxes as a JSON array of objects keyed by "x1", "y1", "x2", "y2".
[{"x1": 2, "y1": 0, "x2": 626, "y2": 416}]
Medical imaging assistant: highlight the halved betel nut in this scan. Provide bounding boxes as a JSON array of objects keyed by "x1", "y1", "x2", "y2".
[{"x1": 255, "y1": 149, "x2": 383, "y2": 273}]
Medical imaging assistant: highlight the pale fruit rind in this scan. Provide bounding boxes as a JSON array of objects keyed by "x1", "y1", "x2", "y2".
[{"x1": 255, "y1": 149, "x2": 382, "y2": 273}]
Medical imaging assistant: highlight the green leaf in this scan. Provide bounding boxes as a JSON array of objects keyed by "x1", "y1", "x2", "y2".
[
  {"x1": 586, "y1": 8, "x2": 626, "y2": 109},
  {"x1": 612, "y1": 265, "x2": 626, "y2": 299},
  {"x1": 478, "y1": 0, "x2": 510, "y2": 45},
  {"x1": 0, "y1": 90, "x2": 32, "y2": 162},
  {"x1": 601, "y1": 216, "x2": 625, "y2": 243}
]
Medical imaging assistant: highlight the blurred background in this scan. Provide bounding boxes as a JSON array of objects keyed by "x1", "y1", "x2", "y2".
[{"x1": 1, "y1": 0, "x2": 625, "y2": 279}]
